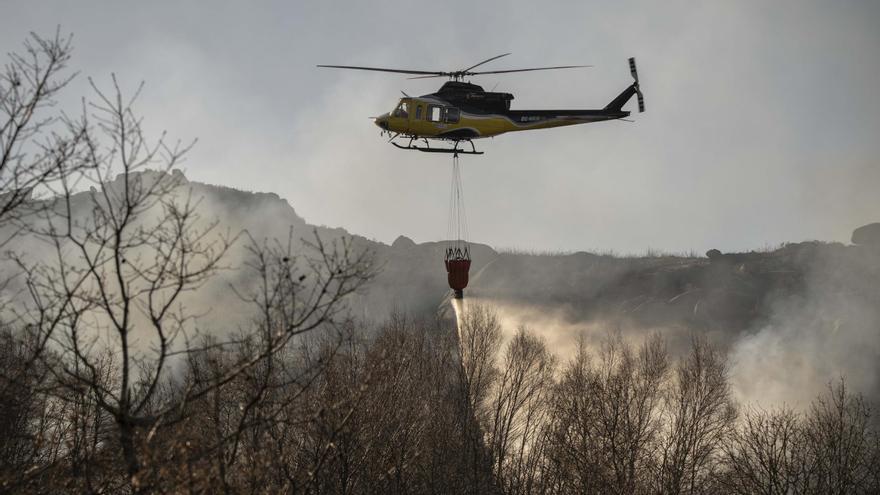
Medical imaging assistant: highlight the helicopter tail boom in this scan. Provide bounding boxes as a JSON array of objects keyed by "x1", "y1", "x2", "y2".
[{"x1": 604, "y1": 85, "x2": 638, "y2": 112}]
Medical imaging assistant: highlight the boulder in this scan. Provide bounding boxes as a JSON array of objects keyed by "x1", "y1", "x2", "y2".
[{"x1": 852, "y1": 223, "x2": 880, "y2": 246}]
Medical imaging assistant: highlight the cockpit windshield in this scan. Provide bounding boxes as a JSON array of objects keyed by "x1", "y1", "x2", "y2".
[{"x1": 392, "y1": 100, "x2": 409, "y2": 118}]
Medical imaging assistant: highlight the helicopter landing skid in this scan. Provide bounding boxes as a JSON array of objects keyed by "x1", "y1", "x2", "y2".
[{"x1": 391, "y1": 138, "x2": 484, "y2": 155}]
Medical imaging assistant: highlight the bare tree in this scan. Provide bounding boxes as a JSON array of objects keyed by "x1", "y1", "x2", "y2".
[
  {"x1": 799, "y1": 380, "x2": 878, "y2": 494},
  {"x1": 457, "y1": 303, "x2": 502, "y2": 429},
  {"x1": 542, "y1": 337, "x2": 603, "y2": 494},
  {"x1": 720, "y1": 381, "x2": 880, "y2": 495},
  {"x1": 486, "y1": 326, "x2": 555, "y2": 495},
  {"x1": 3, "y1": 67, "x2": 374, "y2": 491},
  {"x1": 454, "y1": 303, "x2": 505, "y2": 494},
  {"x1": 542, "y1": 332, "x2": 667, "y2": 495},
  {"x1": 594, "y1": 332, "x2": 667, "y2": 495},
  {"x1": 0, "y1": 328, "x2": 49, "y2": 486},
  {"x1": 658, "y1": 334, "x2": 737, "y2": 494},
  {"x1": 252, "y1": 312, "x2": 498, "y2": 495},
  {"x1": 0, "y1": 33, "x2": 94, "y2": 471},
  {"x1": 0, "y1": 29, "x2": 88, "y2": 237},
  {"x1": 720, "y1": 406, "x2": 806, "y2": 495}
]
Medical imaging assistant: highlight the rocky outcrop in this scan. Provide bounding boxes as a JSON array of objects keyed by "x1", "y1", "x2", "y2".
[
  {"x1": 392, "y1": 235, "x2": 417, "y2": 250},
  {"x1": 852, "y1": 223, "x2": 880, "y2": 247}
]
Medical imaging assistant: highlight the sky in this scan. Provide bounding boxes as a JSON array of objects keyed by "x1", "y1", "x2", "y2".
[{"x1": 3, "y1": 1, "x2": 880, "y2": 254}]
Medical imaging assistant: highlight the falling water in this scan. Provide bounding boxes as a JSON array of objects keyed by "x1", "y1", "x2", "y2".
[{"x1": 451, "y1": 296, "x2": 466, "y2": 345}]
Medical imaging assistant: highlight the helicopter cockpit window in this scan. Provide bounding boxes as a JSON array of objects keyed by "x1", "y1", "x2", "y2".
[
  {"x1": 427, "y1": 105, "x2": 442, "y2": 122},
  {"x1": 393, "y1": 101, "x2": 409, "y2": 118},
  {"x1": 444, "y1": 107, "x2": 460, "y2": 124},
  {"x1": 415, "y1": 105, "x2": 423, "y2": 120}
]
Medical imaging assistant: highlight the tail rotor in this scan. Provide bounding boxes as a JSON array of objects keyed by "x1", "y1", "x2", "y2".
[{"x1": 629, "y1": 57, "x2": 645, "y2": 113}]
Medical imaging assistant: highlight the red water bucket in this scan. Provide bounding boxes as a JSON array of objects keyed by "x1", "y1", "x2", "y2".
[{"x1": 445, "y1": 258, "x2": 471, "y2": 298}]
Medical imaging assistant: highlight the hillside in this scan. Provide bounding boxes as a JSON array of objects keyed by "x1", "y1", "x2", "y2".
[
  {"x1": 176, "y1": 173, "x2": 878, "y2": 340},
  {"x1": 4, "y1": 171, "x2": 878, "y2": 407},
  {"x1": 147, "y1": 172, "x2": 879, "y2": 406}
]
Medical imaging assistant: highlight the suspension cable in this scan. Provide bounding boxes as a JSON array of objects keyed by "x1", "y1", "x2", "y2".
[{"x1": 446, "y1": 153, "x2": 470, "y2": 259}]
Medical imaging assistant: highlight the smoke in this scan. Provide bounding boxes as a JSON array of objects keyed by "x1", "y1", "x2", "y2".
[
  {"x1": 465, "y1": 295, "x2": 694, "y2": 364},
  {"x1": 728, "y1": 247, "x2": 880, "y2": 408},
  {"x1": 463, "y1": 244, "x2": 880, "y2": 410},
  {"x1": 466, "y1": 296, "x2": 596, "y2": 364}
]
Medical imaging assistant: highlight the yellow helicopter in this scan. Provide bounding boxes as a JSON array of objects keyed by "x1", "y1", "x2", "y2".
[{"x1": 318, "y1": 54, "x2": 644, "y2": 154}]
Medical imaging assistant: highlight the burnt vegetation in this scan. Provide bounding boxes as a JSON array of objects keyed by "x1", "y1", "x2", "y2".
[{"x1": 1, "y1": 31, "x2": 878, "y2": 494}]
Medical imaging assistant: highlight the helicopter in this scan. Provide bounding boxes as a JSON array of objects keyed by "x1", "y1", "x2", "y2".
[{"x1": 318, "y1": 54, "x2": 644, "y2": 154}]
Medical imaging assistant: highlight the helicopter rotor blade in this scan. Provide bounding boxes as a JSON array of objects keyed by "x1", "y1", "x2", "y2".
[
  {"x1": 469, "y1": 65, "x2": 592, "y2": 76},
  {"x1": 320, "y1": 59, "x2": 591, "y2": 81},
  {"x1": 406, "y1": 74, "x2": 448, "y2": 80},
  {"x1": 407, "y1": 64, "x2": 591, "y2": 80},
  {"x1": 461, "y1": 53, "x2": 512, "y2": 73},
  {"x1": 317, "y1": 64, "x2": 443, "y2": 76}
]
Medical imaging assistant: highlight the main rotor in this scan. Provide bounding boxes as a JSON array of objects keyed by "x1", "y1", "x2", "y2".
[{"x1": 318, "y1": 53, "x2": 591, "y2": 82}]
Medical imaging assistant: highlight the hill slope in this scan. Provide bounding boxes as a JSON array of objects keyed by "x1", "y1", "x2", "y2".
[
  {"x1": 4, "y1": 171, "x2": 878, "y2": 407},
  {"x1": 175, "y1": 172, "x2": 880, "y2": 408}
]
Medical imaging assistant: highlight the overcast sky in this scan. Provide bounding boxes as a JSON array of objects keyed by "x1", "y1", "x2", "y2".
[{"x1": 4, "y1": 1, "x2": 879, "y2": 253}]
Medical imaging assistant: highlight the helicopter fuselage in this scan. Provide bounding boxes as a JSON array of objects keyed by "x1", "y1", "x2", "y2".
[{"x1": 374, "y1": 81, "x2": 631, "y2": 140}]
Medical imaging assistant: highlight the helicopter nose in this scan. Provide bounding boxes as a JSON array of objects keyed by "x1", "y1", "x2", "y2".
[{"x1": 374, "y1": 114, "x2": 389, "y2": 130}]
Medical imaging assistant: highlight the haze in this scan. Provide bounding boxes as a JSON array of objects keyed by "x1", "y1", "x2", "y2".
[{"x1": 2, "y1": 0, "x2": 879, "y2": 253}]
